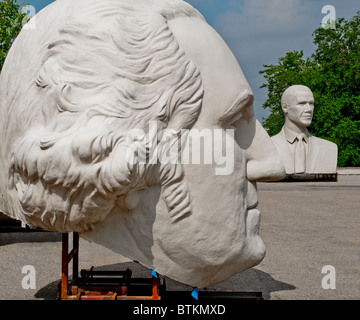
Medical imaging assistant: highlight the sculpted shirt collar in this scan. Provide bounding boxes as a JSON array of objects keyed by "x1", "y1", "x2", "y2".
[{"x1": 283, "y1": 126, "x2": 310, "y2": 144}]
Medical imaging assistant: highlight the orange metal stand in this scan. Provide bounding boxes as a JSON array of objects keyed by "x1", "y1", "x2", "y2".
[{"x1": 58, "y1": 233, "x2": 163, "y2": 300}]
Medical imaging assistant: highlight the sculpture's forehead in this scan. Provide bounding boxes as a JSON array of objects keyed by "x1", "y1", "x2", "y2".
[
  {"x1": 291, "y1": 90, "x2": 314, "y2": 103},
  {"x1": 294, "y1": 90, "x2": 314, "y2": 98},
  {"x1": 168, "y1": 17, "x2": 253, "y2": 124},
  {"x1": 284, "y1": 86, "x2": 313, "y2": 100}
]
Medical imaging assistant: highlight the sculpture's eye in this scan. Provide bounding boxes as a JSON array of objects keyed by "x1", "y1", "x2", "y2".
[{"x1": 219, "y1": 93, "x2": 254, "y2": 130}]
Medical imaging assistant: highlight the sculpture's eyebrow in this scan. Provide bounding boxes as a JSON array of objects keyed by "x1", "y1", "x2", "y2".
[
  {"x1": 219, "y1": 90, "x2": 254, "y2": 126},
  {"x1": 297, "y1": 97, "x2": 314, "y2": 104}
]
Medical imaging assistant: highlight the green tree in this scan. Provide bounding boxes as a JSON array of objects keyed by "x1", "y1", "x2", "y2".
[
  {"x1": 260, "y1": 12, "x2": 360, "y2": 167},
  {"x1": 0, "y1": 0, "x2": 27, "y2": 72}
]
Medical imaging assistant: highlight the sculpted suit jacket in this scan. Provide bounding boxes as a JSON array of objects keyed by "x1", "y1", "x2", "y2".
[{"x1": 271, "y1": 127, "x2": 338, "y2": 174}]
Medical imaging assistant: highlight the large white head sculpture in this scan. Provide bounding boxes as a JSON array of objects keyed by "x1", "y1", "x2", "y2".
[{"x1": 0, "y1": 0, "x2": 285, "y2": 287}]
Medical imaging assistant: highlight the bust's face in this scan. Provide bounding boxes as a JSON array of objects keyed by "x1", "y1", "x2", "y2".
[
  {"x1": 152, "y1": 17, "x2": 265, "y2": 286},
  {"x1": 284, "y1": 89, "x2": 314, "y2": 129},
  {"x1": 83, "y1": 17, "x2": 286, "y2": 288}
]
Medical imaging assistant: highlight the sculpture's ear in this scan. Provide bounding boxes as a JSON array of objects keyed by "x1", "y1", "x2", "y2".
[{"x1": 282, "y1": 102, "x2": 288, "y2": 115}]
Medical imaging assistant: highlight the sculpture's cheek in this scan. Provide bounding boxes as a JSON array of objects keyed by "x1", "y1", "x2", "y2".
[{"x1": 150, "y1": 135, "x2": 265, "y2": 287}]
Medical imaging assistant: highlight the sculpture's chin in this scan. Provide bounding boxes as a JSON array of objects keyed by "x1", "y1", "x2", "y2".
[
  {"x1": 151, "y1": 209, "x2": 266, "y2": 288},
  {"x1": 152, "y1": 241, "x2": 266, "y2": 288}
]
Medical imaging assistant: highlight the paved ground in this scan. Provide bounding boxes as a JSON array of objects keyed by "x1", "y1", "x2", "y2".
[{"x1": 0, "y1": 175, "x2": 359, "y2": 300}]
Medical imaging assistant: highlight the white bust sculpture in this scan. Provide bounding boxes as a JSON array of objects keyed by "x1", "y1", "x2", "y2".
[
  {"x1": 271, "y1": 85, "x2": 338, "y2": 174},
  {"x1": 0, "y1": 0, "x2": 286, "y2": 287}
]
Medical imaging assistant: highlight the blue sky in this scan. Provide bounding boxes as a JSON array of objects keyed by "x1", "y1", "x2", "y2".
[{"x1": 19, "y1": 0, "x2": 360, "y2": 122}]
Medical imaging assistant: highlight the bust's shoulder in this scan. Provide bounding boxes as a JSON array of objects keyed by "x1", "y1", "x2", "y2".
[
  {"x1": 270, "y1": 128, "x2": 284, "y2": 143},
  {"x1": 310, "y1": 135, "x2": 338, "y2": 151}
]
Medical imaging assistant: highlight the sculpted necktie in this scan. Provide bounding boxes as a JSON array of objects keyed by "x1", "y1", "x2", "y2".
[{"x1": 294, "y1": 133, "x2": 307, "y2": 173}]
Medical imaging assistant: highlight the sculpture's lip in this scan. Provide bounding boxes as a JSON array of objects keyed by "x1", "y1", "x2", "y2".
[
  {"x1": 246, "y1": 208, "x2": 261, "y2": 235},
  {"x1": 302, "y1": 114, "x2": 312, "y2": 119},
  {"x1": 247, "y1": 207, "x2": 260, "y2": 214},
  {"x1": 246, "y1": 201, "x2": 259, "y2": 210}
]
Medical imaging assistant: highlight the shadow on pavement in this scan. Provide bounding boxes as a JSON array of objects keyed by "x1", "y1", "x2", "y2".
[
  {"x1": 0, "y1": 230, "x2": 62, "y2": 246},
  {"x1": 209, "y1": 267, "x2": 296, "y2": 300},
  {"x1": 35, "y1": 262, "x2": 296, "y2": 300}
]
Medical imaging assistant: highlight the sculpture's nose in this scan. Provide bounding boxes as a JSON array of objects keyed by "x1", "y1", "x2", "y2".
[
  {"x1": 246, "y1": 122, "x2": 286, "y2": 182},
  {"x1": 246, "y1": 180, "x2": 258, "y2": 210},
  {"x1": 304, "y1": 103, "x2": 313, "y2": 112},
  {"x1": 235, "y1": 110, "x2": 286, "y2": 182}
]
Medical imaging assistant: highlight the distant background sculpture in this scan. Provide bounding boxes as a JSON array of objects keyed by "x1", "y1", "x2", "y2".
[
  {"x1": 0, "y1": 0, "x2": 286, "y2": 287},
  {"x1": 271, "y1": 85, "x2": 338, "y2": 174}
]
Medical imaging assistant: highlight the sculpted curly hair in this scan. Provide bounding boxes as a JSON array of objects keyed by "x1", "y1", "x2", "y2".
[{"x1": 1, "y1": 0, "x2": 204, "y2": 232}]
